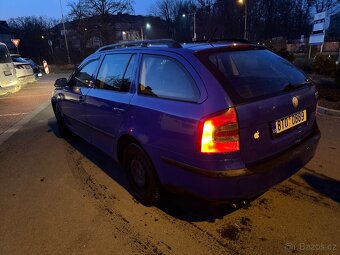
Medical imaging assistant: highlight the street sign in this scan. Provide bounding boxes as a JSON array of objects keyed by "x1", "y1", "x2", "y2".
[
  {"x1": 313, "y1": 20, "x2": 325, "y2": 32},
  {"x1": 11, "y1": 39, "x2": 20, "y2": 48},
  {"x1": 309, "y1": 34, "x2": 325, "y2": 45},
  {"x1": 313, "y1": 11, "x2": 326, "y2": 21},
  {"x1": 309, "y1": 12, "x2": 326, "y2": 47}
]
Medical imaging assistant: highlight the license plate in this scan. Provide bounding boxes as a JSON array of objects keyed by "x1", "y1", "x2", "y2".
[
  {"x1": 273, "y1": 110, "x2": 307, "y2": 135},
  {"x1": 3, "y1": 70, "x2": 12, "y2": 76}
]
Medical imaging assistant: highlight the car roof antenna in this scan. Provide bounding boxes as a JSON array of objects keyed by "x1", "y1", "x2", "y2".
[{"x1": 207, "y1": 26, "x2": 218, "y2": 46}]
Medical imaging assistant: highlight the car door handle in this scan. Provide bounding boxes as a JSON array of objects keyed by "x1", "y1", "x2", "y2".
[{"x1": 113, "y1": 107, "x2": 125, "y2": 113}]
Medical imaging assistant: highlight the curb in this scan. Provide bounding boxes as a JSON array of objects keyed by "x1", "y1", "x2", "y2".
[{"x1": 317, "y1": 106, "x2": 340, "y2": 117}]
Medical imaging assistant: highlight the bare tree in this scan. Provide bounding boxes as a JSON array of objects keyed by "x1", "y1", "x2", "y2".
[
  {"x1": 68, "y1": 0, "x2": 89, "y2": 20},
  {"x1": 308, "y1": 0, "x2": 340, "y2": 13},
  {"x1": 68, "y1": 0, "x2": 91, "y2": 55},
  {"x1": 67, "y1": 0, "x2": 134, "y2": 45},
  {"x1": 150, "y1": 0, "x2": 196, "y2": 38},
  {"x1": 150, "y1": 0, "x2": 178, "y2": 22},
  {"x1": 8, "y1": 16, "x2": 57, "y2": 63},
  {"x1": 84, "y1": 0, "x2": 134, "y2": 16}
]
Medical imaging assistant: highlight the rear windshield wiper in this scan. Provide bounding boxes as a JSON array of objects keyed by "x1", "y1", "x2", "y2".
[{"x1": 283, "y1": 80, "x2": 311, "y2": 92}]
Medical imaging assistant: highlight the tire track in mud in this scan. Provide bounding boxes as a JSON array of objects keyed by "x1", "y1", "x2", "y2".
[
  {"x1": 192, "y1": 173, "x2": 340, "y2": 255},
  {"x1": 64, "y1": 143, "x2": 238, "y2": 255},
  {"x1": 63, "y1": 139, "x2": 340, "y2": 255},
  {"x1": 273, "y1": 173, "x2": 339, "y2": 210},
  {"x1": 65, "y1": 144, "x2": 167, "y2": 255}
]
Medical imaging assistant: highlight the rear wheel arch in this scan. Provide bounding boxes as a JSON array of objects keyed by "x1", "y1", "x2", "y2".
[
  {"x1": 116, "y1": 134, "x2": 142, "y2": 164},
  {"x1": 116, "y1": 134, "x2": 159, "y2": 179},
  {"x1": 122, "y1": 142, "x2": 161, "y2": 206}
]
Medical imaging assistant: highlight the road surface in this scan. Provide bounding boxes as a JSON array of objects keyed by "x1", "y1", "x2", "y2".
[{"x1": 0, "y1": 75, "x2": 339, "y2": 255}]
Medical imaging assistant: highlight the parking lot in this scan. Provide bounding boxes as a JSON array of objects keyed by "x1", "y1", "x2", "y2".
[{"x1": 0, "y1": 75, "x2": 339, "y2": 255}]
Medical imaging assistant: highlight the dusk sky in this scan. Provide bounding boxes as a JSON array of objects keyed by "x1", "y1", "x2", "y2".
[{"x1": 0, "y1": 0, "x2": 153, "y2": 21}]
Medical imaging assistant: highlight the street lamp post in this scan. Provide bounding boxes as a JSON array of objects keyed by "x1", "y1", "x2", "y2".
[
  {"x1": 182, "y1": 13, "x2": 197, "y2": 41},
  {"x1": 59, "y1": 0, "x2": 71, "y2": 64},
  {"x1": 41, "y1": 35, "x2": 55, "y2": 63},
  {"x1": 238, "y1": 0, "x2": 247, "y2": 40},
  {"x1": 141, "y1": 23, "x2": 151, "y2": 40}
]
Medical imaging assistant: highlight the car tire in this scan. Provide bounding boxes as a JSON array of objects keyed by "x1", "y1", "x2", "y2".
[
  {"x1": 123, "y1": 143, "x2": 160, "y2": 206},
  {"x1": 54, "y1": 105, "x2": 69, "y2": 137}
]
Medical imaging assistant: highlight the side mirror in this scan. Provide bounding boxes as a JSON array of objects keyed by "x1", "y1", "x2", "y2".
[{"x1": 54, "y1": 78, "x2": 68, "y2": 88}]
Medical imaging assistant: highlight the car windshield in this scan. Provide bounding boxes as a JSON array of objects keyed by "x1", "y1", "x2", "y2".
[
  {"x1": 199, "y1": 49, "x2": 308, "y2": 102},
  {"x1": 0, "y1": 45, "x2": 12, "y2": 63}
]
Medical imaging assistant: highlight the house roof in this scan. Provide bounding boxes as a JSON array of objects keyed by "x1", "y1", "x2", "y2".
[{"x1": 0, "y1": 21, "x2": 13, "y2": 35}]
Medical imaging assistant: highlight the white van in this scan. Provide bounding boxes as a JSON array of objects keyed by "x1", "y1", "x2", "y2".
[{"x1": 0, "y1": 42, "x2": 18, "y2": 94}]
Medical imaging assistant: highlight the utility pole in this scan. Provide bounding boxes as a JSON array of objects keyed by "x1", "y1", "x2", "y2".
[
  {"x1": 193, "y1": 12, "x2": 197, "y2": 41},
  {"x1": 237, "y1": 0, "x2": 247, "y2": 40},
  {"x1": 59, "y1": 0, "x2": 71, "y2": 64},
  {"x1": 244, "y1": 1, "x2": 247, "y2": 40},
  {"x1": 182, "y1": 13, "x2": 197, "y2": 41},
  {"x1": 140, "y1": 26, "x2": 144, "y2": 40}
]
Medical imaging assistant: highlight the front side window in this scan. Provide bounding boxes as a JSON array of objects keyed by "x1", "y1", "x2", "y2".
[
  {"x1": 139, "y1": 55, "x2": 200, "y2": 102},
  {"x1": 70, "y1": 59, "x2": 99, "y2": 87},
  {"x1": 96, "y1": 54, "x2": 135, "y2": 92}
]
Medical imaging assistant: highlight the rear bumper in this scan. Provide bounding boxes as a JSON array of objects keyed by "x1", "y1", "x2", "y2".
[
  {"x1": 162, "y1": 124, "x2": 321, "y2": 201},
  {"x1": 0, "y1": 82, "x2": 21, "y2": 95}
]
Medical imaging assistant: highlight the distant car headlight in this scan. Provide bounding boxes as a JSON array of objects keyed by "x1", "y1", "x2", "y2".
[{"x1": 336, "y1": 61, "x2": 339, "y2": 65}]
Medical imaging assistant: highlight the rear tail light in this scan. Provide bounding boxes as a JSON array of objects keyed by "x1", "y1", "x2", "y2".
[{"x1": 200, "y1": 108, "x2": 239, "y2": 153}]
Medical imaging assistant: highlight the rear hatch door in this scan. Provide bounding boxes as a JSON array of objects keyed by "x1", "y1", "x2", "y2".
[
  {"x1": 197, "y1": 48, "x2": 317, "y2": 165},
  {"x1": 236, "y1": 86, "x2": 317, "y2": 164}
]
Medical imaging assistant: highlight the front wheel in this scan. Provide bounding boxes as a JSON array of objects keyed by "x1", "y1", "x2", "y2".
[
  {"x1": 54, "y1": 105, "x2": 69, "y2": 137},
  {"x1": 123, "y1": 143, "x2": 160, "y2": 206}
]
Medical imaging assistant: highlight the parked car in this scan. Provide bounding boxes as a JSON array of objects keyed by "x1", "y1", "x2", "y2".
[
  {"x1": 24, "y1": 58, "x2": 42, "y2": 78},
  {"x1": 0, "y1": 42, "x2": 18, "y2": 93},
  {"x1": 10, "y1": 54, "x2": 35, "y2": 83},
  {"x1": 51, "y1": 39, "x2": 320, "y2": 206}
]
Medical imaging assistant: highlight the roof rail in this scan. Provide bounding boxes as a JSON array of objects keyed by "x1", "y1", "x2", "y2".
[
  {"x1": 191, "y1": 38, "x2": 254, "y2": 44},
  {"x1": 96, "y1": 39, "x2": 182, "y2": 52}
]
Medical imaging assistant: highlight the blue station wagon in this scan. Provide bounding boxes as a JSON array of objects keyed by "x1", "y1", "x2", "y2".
[{"x1": 51, "y1": 39, "x2": 320, "y2": 206}]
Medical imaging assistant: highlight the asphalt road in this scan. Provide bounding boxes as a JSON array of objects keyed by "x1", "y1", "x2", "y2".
[{"x1": 0, "y1": 76, "x2": 339, "y2": 255}]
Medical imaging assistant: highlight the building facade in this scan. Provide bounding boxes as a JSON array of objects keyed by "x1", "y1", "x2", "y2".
[
  {"x1": 328, "y1": 11, "x2": 340, "y2": 39},
  {"x1": 49, "y1": 14, "x2": 168, "y2": 63},
  {"x1": 0, "y1": 21, "x2": 14, "y2": 52}
]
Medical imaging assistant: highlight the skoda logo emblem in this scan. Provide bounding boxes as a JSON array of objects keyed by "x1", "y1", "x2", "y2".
[{"x1": 292, "y1": 96, "x2": 299, "y2": 108}]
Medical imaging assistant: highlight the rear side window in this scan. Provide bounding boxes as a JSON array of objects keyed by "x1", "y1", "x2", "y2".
[
  {"x1": 139, "y1": 54, "x2": 200, "y2": 102},
  {"x1": 96, "y1": 54, "x2": 135, "y2": 92},
  {"x1": 0, "y1": 45, "x2": 11, "y2": 64},
  {"x1": 199, "y1": 49, "x2": 307, "y2": 102}
]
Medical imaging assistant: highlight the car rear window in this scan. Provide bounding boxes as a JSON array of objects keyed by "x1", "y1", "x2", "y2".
[
  {"x1": 0, "y1": 45, "x2": 12, "y2": 64},
  {"x1": 198, "y1": 49, "x2": 307, "y2": 103}
]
